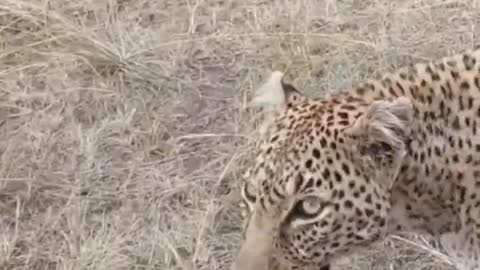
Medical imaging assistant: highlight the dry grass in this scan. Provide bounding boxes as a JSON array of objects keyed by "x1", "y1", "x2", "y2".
[{"x1": 0, "y1": 0, "x2": 478, "y2": 269}]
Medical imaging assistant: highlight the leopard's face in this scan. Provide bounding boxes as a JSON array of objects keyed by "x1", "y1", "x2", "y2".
[
  {"x1": 238, "y1": 122, "x2": 393, "y2": 269},
  {"x1": 232, "y1": 74, "x2": 413, "y2": 270}
]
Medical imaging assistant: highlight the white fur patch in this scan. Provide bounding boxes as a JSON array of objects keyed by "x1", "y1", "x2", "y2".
[
  {"x1": 250, "y1": 71, "x2": 286, "y2": 110},
  {"x1": 248, "y1": 71, "x2": 288, "y2": 138}
]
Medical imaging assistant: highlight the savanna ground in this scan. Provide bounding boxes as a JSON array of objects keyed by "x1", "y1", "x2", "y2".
[{"x1": 0, "y1": 0, "x2": 479, "y2": 269}]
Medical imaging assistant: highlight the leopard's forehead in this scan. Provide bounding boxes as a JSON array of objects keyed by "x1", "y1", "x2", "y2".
[{"x1": 248, "y1": 97, "x2": 369, "y2": 201}]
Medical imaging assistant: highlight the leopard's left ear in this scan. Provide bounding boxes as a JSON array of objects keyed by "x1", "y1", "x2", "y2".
[
  {"x1": 350, "y1": 97, "x2": 413, "y2": 154},
  {"x1": 250, "y1": 71, "x2": 305, "y2": 111},
  {"x1": 347, "y1": 97, "x2": 413, "y2": 189}
]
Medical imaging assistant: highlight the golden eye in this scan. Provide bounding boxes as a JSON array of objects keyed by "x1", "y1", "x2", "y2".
[
  {"x1": 301, "y1": 196, "x2": 323, "y2": 216},
  {"x1": 290, "y1": 196, "x2": 324, "y2": 220}
]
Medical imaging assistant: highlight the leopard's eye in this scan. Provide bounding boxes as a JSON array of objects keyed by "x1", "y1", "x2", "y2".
[
  {"x1": 301, "y1": 196, "x2": 322, "y2": 216},
  {"x1": 293, "y1": 196, "x2": 324, "y2": 219}
]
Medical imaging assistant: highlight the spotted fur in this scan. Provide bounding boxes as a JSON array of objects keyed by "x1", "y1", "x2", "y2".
[{"x1": 232, "y1": 48, "x2": 480, "y2": 270}]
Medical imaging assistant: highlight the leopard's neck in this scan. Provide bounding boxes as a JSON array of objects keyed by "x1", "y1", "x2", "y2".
[{"x1": 386, "y1": 112, "x2": 466, "y2": 236}]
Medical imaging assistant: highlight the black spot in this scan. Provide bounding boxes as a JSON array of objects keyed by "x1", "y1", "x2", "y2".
[
  {"x1": 330, "y1": 142, "x2": 337, "y2": 150},
  {"x1": 475, "y1": 77, "x2": 480, "y2": 90},
  {"x1": 439, "y1": 100, "x2": 446, "y2": 115},
  {"x1": 356, "y1": 87, "x2": 366, "y2": 95},
  {"x1": 354, "y1": 235, "x2": 364, "y2": 241},
  {"x1": 330, "y1": 242, "x2": 340, "y2": 248},
  {"x1": 419, "y1": 152, "x2": 425, "y2": 163},
  {"x1": 426, "y1": 95, "x2": 433, "y2": 104},
  {"x1": 341, "y1": 104, "x2": 356, "y2": 111},
  {"x1": 312, "y1": 148, "x2": 321, "y2": 159},
  {"x1": 338, "y1": 112, "x2": 349, "y2": 119},
  {"x1": 339, "y1": 120, "x2": 349, "y2": 126},
  {"x1": 438, "y1": 63, "x2": 446, "y2": 71},
  {"x1": 465, "y1": 117, "x2": 471, "y2": 127},
  {"x1": 377, "y1": 217, "x2": 386, "y2": 227},
  {"x1": 460, "y1": 81, "x2": 470, "y2": 91},
  {"x1": 334, "y1": 171, "x2": 343, "y2": 183},
  {"x1": 305, "y1": 159, "x2": 313, "y2": 169},
  {"x1": 463, "y1": 53, "x2": 476, "y2": 70},
  {"x1": 344, "y1": 200, "x2": 353, "y2": 209},
  {"x1": 389, "y1": 87, "x2": 397, "y2": 97},
  {"x1": 425, "y1": 65, "x2": 433, "y2": 74},
  {"x1": 458, "y1": 138, "x2": 464, "y2": 149},
  {"x1": 355, "y1": 208, "x2": 362, "y2": 217},
  {"x1": 409, "y1": 86, "x2": 418, "y2": 97},
  {"x1": 451, "y1": 70, "x2": 460, "y2": 80},
  {"x1": 320, "y1": 137, "x2": 327, "y2": 148},
  {"x1": 365, "y1": 194, "x2": 372, "y2": 204},
  {"x1": 459, "y1": 96, "x2": 465, "y2": 110},
  {"x1": 452, "y1": 116, "x2": 461, "y2": 130},
  {"x1": 322, "y1": 169, "x2": 331, "y2": 180},
  {"x1": 341, "y1": 163, "x2": 350, "y2": 175},
  {"x1": 448, "y1": 136, "x2": 455, "y2": 147}
]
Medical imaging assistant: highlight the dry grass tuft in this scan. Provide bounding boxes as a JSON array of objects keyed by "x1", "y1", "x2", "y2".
[{"x1": 0, "y1": 0, "x2": 477, "y2": 269}]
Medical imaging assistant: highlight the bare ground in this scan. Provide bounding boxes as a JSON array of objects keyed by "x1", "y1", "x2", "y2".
[{"x1": 0, "y1": 0, "x2": 478, "y2": 269}]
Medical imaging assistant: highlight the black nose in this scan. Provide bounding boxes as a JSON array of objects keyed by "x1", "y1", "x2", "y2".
[{"x1": 319, "y1": 264, "x2": 330, "y2": 270}]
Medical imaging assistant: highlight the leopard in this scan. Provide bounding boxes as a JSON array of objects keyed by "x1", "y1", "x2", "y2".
[{"x1": 231, "y1": 48, "x2": 480, "y2": 270}]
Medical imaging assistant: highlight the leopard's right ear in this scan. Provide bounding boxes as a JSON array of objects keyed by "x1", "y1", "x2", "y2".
[{"x1": 249, "y1": 71, "x2": 305, "y2": 111}]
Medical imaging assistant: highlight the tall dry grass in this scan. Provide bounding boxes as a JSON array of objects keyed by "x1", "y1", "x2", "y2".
[{"x1": 0, "y1": 0, "x2": 478, "y2": 269}]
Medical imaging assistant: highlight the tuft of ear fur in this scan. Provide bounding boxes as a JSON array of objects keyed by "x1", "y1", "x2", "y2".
[
  {"x1": 349, "y1": 97, "x2": 413, "y2": 189},
  {"x1": 359, "y1": 97, "x2": 413, "y2": 151},
  {"x1": 249, "y1": 71, "x2": 305, "y2": 138},
  {"x1": 249, "y1": 71, "x2": 305, "y2": 111},
  {"x1": 250, "y1": 71, "x2": 286, "y2": 110}
]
